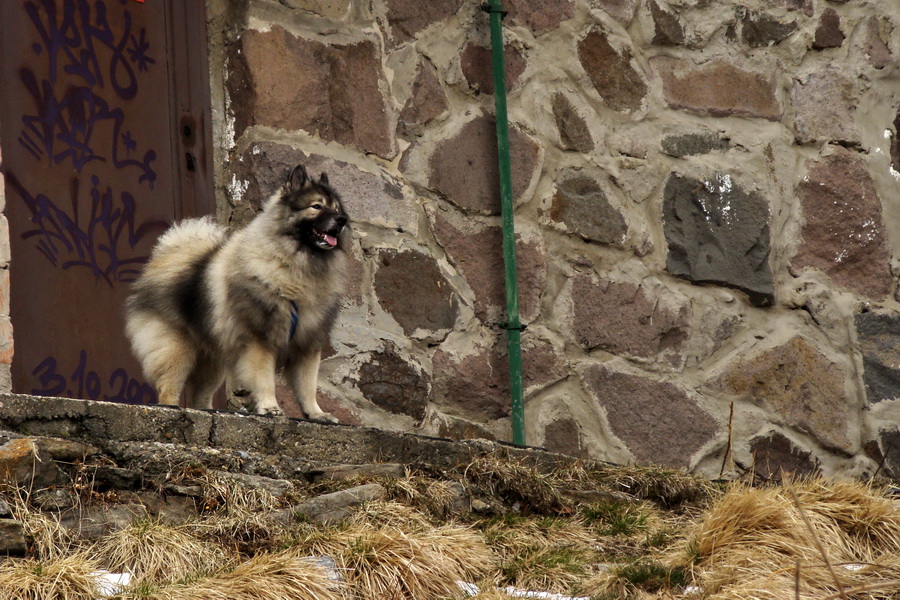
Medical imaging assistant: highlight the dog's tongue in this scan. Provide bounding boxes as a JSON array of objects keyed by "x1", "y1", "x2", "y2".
[{"x1": 324, "y1": 234, "x2": 338, "y2": 247}]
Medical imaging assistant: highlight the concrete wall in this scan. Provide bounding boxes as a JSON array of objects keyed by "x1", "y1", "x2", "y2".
[{"x1": 207, "y1": 0, "x2": 900, "y2": 478}]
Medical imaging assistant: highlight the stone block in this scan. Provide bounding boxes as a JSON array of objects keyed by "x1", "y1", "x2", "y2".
[
  {"x1": 284, "y1": 483, "x2": 387, "y2": 525},
  {"x1": 649, "y1": 0, "x2": 685, "y2": 46},
  {"x1": 580, "y1": 364, "x2": 718, "y2": 469},
  {"x1": 398, "y1": 60, "x2": 448, "y2": 139},
  {"x1": 355, "y1": 346, "x2": 430, "y2": 421},
  {"x1": 791, "y1": 68, "x2": 860, "y2": 145},
  {"x1": 661, "y1": 132, "x2": 729, "y2": 157},
  {"x1": 718, "y1": 337, "x2": 853, "y2": 453},
  {"x1": 736, "y1": 8, "x2": 796, "y2": 47},
  {"x1": 578, "y1": 27, "x2": 647, "y2": 113},
  {"x1": 374, "y1": 249, "x2": 458, "y2": 340},
  {"x1": 569, "y1": 274, "x2": 691, "y2": 367},
  {"x1": 854, "y1": 312, "x2": 900, "y2": 404},
  {"x1": 813, "y1": 7, "x2": 844, "y2": 49},
  {"x1": 552, "y1": 93, "x2": 594, "y2": 153},
  {"x1": 428, "y1": 114, "x2": 541, "y2": 216},
  {"x1": 505, "y1": 0, "x2": 575, "y2": 34},
  {"x1": 546, "y1": 173, "x2": 626, "y2": 246},
  {"x1": 653, "y1": 57, "x2": 781, "y2": 120},
  {"x1": 432, "y1": 335, "x2": 566, "y2": 420},
  {"x1": 791, "y1": 148, "x2": 892, "y2": 299},
  {"x1": 750, "y1": 431, "x2": 820, "y2": 481},
  {"x1": 281, "y1": 0, "x2": 351, "y2": 20},
  {"x1": 226, "y1": 26, "x2": 395, "y2": 158},
  {"x1": 542, "y1": 417, "x2": 588, "y2": 459},
  {"x1": 0, "y1": 519, "x2": 26, "y2": 555},
  {"x1": 383, "y1": 0, "x2": 465, "y2": 45},
  {"x1": 461, "y1": 42, "x2": 527, "y2": 95},
  {"x1": 428, "y1": 209, "x2": 545, "y2": 325},
  {"x1": 595, "y1": 0, "x2": 638, "y2": 25},
  {"x1": 0, "y1": 437, "x2": 65, "y2": 489},
  {"x1": 663, "y1": 172, "x2": 774, "y2": 306},
  {"x1": 862, "y1": 17, "x2": 893, "y2": 69}
]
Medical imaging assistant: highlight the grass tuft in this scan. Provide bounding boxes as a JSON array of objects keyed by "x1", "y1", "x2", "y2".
[{"x1": 0, "y1": 554, "x2": 101, "y2": 600}]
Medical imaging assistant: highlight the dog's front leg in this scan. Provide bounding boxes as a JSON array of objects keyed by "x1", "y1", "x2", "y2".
[
  {"x1": 233, "y1": 343, "x2": 281, "y2": 415},
  {"x1": 287, "y1": 349, "x2": 337, "y2": 424}
]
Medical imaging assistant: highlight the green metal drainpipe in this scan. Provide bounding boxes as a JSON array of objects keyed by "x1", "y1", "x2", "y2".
[{"x1": 484, "y1": 0, "x2": 525, "y2": 446}]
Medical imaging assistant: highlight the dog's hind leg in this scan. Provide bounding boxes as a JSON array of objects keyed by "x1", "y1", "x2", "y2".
[
  {"x1": 127, "y1": 314, "x2": 195, "y2": 406},
  {"x1": 189, "y1": 357, "x2": 224, "y2": 410},
  {"x1": 233, "y1": 342, "x2": 281, "y2": 415},
  {"x1": 286, "y1": 349, "x2": 337, "y2": 424}
]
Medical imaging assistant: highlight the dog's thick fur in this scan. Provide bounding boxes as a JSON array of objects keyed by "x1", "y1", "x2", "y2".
[{"x1": 125, "y1": 165, "x2": 349, "y2": 421}]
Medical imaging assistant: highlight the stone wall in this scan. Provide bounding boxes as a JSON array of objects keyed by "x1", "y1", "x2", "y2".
[{"x1": 208, "y1": 0, "x2": 900, "y2": 478}]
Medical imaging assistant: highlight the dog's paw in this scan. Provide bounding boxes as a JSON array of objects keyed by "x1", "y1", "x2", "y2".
[
  {"x1": 307, "y1": 411, "x2": 338, "y2": 424},
  {"x1": 256, "y1": 405, "x2": 284, "y2": 417}
]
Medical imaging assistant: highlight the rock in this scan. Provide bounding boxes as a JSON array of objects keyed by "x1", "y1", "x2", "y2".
[
  {"x1": 226, "y1": 27, "x2": 395, "y2": 158},
  {"x1": 428, "y1": 209, "x2": 545, "y2": 324},
  {"x1": 736, "y1": 8, "x2": 797, "y2": 47},
  {"x1": 383, "y1": 0, "x2": 465, "y2": 45},
  {"x1": 0, "y1": 498, "x2": 10, "y2": 518},
  {"x1": 35, "y1": 437, "x2": 100, "y2": 462},
  {"x1": 854, "y1": 312, "x2": 900, "y2": 404},
  {"x1": 397, "y1": 60, "x2": 448, "y2": 138},
  {"x1": 661, "y1": 132, "x2": 729, "y2": 157},
  {"x1": 862, "y1": 17, "x2": 893, "y2": 69},
  {"x1": 505, "y1": 0, "x2": 575, "y2": 34},
  {"x1": 60, "y1": 503, "x2": 149, "y2": 539},
  {"x1": 34, "y1": 488, "x2": 77, "y2": 511},
  {"x1": 0, "y1": 519, "x2": 26, "y2": 555},
  {"x1": 306, "y1": 463, "x2": 406, "y2": 482},
  {"x1": 718, "y1": 337, "x2": 853, "y2": 453},
  {"x1": 649, "y1": 1, "x2": 685, "y2": 46},
  {"x1": 356, "y1": 346, "x2": 431, "y2": 421},
  {"x1": 543, "y1": 417, "x2": 588, "y2": 459},
  {"x1": 653, "y1": 57, "x2": 781, "y2": 120},
  {"x1": 432, "y1": 336, "x2": 566, "y2": 420},
  {"x1": 594, "y1": 0, "x2": 639, "y2": 25},
  {"x1": 0, "y1": 438, "x2": 65, "y2": 489},
  {"x1": 791, "y1": 68, "x2": 860, "y2": 145},
  {"x1": 663, "y1": 172, "x2": 774, "y2": 306},
  {"x1": 791, "y1": 148, "x2": 892, "y2": 300},
  {"x1": 750, "y1": 431, "x2": 821, "y2": 481},
  {"x1": 813, "y1": 7, "x2": 844, "y2": 49},
  {"x1": 569, "y1": 274, "x2": 691, "y2": 367},
  {"x1": 283, "y1": 483, "x2": 387, "y2": 525},
  {"x1": 374, "y1": 249, "x2": 458, "y2": 340},
  {"x1": 578, "y1": 27, "x2": 647, "y2": 113},
  {"x1": 580, "y1": 365, "x2": 718, "y2": 469},
  {"x1": 552, "y1": 93, "x2": 594, "y2": 153},
  {"x1": 215, "y1": 471, "x2": 295, "y2": 498},
  {"x1": 877, "y1": 429, "x2": 900, "y2": 478},
  {"x1": 428, "y1": 114, "x2": 541, "y2": 215},
  {"x1": 460, "y1": 42, "x2": 527, "y2": 95},
  {"x1": 547, "y1": 174, "x2": 627, "y2": 246},
  {"x1": 92, "y1": 466, "x2": 142, "y2": 491}
]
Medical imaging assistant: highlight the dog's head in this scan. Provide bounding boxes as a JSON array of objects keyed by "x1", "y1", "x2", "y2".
[{"x1": 277, "y1": 164, "x2": 349, "y2": 253}]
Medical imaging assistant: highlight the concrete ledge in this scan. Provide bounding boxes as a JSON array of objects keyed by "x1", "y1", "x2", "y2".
[{"x1": 0, "y1": 394, "x2": 571, "y2": 473}]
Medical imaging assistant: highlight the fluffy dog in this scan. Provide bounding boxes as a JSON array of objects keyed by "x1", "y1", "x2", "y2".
[{"x1": 125, "y1": 164, "x2": 348, "y2": 421}]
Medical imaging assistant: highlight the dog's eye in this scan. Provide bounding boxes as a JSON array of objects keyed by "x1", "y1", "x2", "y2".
[{"x1": 310, "y1": 203, "x2": 322, "y2": 210}]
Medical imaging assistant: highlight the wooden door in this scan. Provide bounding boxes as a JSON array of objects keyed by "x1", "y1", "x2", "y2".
[{"x1": 0, "y1": 0, "x2": 214, "y2": 403}]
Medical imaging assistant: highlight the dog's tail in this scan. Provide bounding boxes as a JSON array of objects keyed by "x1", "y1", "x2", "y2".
[{"x1": 149, "y1": 216, "x2": 226, "y2": 262}]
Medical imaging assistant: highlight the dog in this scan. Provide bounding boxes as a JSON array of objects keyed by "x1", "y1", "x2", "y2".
[{"x1": 125, "y1": 164, "x2": 349, "y2": 421}]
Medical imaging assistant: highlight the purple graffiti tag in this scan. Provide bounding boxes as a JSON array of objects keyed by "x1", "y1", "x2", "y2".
[
  {"x1": 9, "y1": 173, "x2": 168, "y2": 285},
  {"x1": 17, "y1": 0, "x2": 157, "y2": 185},
  {"x1": 31, "y1": 350, "x2": 157, "y2": 404}
]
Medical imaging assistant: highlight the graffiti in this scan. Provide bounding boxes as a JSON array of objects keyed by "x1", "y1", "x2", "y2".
[
  {"x1": 31, "y1": 350, "x2": 157, "y2": 405},
  {"x1": 17, "y1": 0, "x2": 157, "y2": 186},
  {"x1": 9, "y1": 172, "x2": 167, "y2": 285}
]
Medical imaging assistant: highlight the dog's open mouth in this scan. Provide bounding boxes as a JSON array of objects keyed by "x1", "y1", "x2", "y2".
[{"x1": 312, "y1": 228, "x2": 339, "y2": 249}]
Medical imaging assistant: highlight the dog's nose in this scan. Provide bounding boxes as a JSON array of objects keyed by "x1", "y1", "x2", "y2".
[{"x1": 335, "y1": 214, "x2": 347, "y2": 228}]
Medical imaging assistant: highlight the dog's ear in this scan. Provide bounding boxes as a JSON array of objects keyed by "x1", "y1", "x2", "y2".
[
  {"x1": 319, "y1": 173, "x2": 329, "y2": 186},
  {"x1": 288, "y1": 164, "x2": 309, "y2": 191}
]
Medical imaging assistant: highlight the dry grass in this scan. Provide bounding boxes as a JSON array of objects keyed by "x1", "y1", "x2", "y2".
[
  {"x1": 0, "y1": 554, "x2": 101, "y2": 600},
  {"x1": 294, "y1": 522, "x2": 496, "y2": 600},
  {"x1": 668, "y1": 478, "x2": 900, "y2": 599},
  {"x1": 93, "y1": 518, "x2": 232, "y2": 585},
  {"x1": 127, "y1": 551, "x2": 343, "y2": 600},
  {"x1": 460, "y1": 455, "x2": 563, "y2": 514},
  {"x1": 4, "y1": 487, "x2": 79, "y2": 560},
  {"x1": 384, "y1": 473, "x2": 464, "y2": 517}
]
